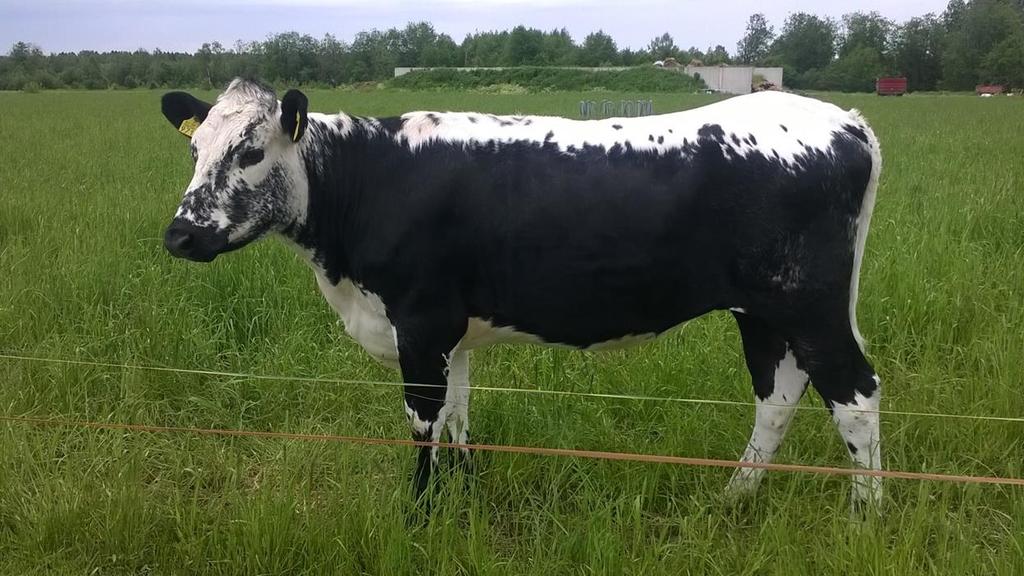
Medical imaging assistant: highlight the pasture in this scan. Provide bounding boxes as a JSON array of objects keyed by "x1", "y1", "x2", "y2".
[{"x1": 0, "y1": 88, "x2": 1022, "y2": 574}]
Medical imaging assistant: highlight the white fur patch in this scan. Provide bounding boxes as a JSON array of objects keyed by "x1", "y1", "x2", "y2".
[
  {"x1": 404, "y1": 402, "x2": 432, "y2": 437},
  {"x1": 444, "y1": 349, "x2": 471, "y2": 454},
  {"x1": 313, "y1": 272, "x2": 400, "y2": 369},
  {"x1": 848, "y1": 111, "x2": 881, "y2": 352},
  {"x1": 394, "y1": 91, "x2": 856, "y2": 167},
  {"x1": 727, "y1": 348, "x2": 809, "y2": 495},
  {"x1": 832, "y1": 380, "x2": 883, "y2": 507},
  {"x1": 460, "y1": 318, "x2": 546, "y2": 349},
  {"x1": 307, "y1": 111, "x2": 355, "y2": 139}
]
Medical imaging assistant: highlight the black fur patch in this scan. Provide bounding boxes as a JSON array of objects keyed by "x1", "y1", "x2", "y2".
[
  {"x1": 697, "y1": 124, "x2": 725, "y2": 142},
  {"x1": 842, "y1": 123, "x2": 869, "y2": 144},
  {"x1": 161, "y1": 91, "x2": 212, "y2": 132},
  {"x1": 281, "y1": 89, "x2": 309, "y2": 142}
]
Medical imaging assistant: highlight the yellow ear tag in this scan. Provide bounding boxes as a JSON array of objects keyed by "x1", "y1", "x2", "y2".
[
  {"x1": 178, "y1": 117, "x2": 200, "y2": 138},
  {"x1": 292, "y1": 111, "x2": 301, "y2": 142}
]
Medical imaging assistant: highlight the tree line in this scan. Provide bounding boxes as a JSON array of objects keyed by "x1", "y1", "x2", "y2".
[
  {"x1": 2, "y1": 0, "x2": 1022, "y2": 92},
  {"x1": 738, "y1": 0, "x2": 1024, "y2": 91}
]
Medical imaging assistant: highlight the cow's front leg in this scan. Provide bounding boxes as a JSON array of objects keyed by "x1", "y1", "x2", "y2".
[
  {"x1": 394, "y1": 314, "x2": 467, "y2": 499},
  {"x1": 444, "y1": 349, "x2": 472, "y2": 470}
]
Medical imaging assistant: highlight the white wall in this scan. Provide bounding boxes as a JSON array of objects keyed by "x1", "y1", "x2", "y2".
[{"x1": 683, "y1": 66, "x2": 784, "y2": 95}]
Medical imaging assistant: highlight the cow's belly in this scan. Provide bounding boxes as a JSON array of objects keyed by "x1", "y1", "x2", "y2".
[
  {"x1": 315, "y1": 274, "x2": 674, "y2": 365},
  {"x1": 460, "y1": 317, "x2": 661, "y2": 351},
  {"x1": 315, "y1": 274, "x2": 400, "y2": 369}
]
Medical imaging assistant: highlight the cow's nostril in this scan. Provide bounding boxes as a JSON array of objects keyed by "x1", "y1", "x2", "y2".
[{"x1": 164, "y1": 227, "x2": 195, "y2": 256}]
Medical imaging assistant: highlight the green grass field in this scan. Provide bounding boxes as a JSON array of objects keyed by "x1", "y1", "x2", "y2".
[{"x1": 0, "y1": 88, "x2": 1022, "y2": 574}]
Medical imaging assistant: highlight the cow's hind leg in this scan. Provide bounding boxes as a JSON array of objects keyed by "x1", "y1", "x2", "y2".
[
  {"x1": 790, "y1": 325, "x2": 882, "y2": 511},
  {"x1": 727, "y1": 312, "x2": 810, "y2": 496}
]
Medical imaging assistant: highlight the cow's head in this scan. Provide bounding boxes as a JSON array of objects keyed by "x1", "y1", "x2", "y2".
[{"x1": 161, "y1": 78, "x2": 309, "y2": 262}]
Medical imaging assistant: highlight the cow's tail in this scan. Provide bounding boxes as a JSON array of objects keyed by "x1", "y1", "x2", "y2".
[{"x1": 847, "y1": 109, "x2": 881, "y2": 352}]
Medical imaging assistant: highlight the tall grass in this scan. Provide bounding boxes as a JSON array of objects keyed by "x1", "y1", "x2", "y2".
[{"x1": 0, "y1": 89, "x2": 1021, "y2": 574}]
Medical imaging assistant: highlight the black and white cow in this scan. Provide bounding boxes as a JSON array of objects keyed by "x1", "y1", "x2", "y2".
[{"x1": 160, "y1": 78, "x2": 883, "y2": 507}]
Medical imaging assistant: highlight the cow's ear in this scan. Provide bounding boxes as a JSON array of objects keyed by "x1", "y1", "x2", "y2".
[
  {"x1": 162, "y1": 91, "x2": 212, "y2": 138},
  {"x1": 280, "y1": 89, "x2": 309, "y2": 143}
]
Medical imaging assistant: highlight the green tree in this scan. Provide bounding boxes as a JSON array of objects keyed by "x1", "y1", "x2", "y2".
[
  {"x1": 771, "y1": 13, "x2": 838, "y2": 78},
  {"x1": 420, "y1": 33, "x2": 461, "y2": 67},
  {"x1": 578, "y1": 31, "x2": 618, "y2": 66},
  {"x1": 346, "y1": 29, "x2": 401, "y2": 81},
  {"x1": 617, "y1": 48, "x2": 647, "y2": 66},
  {"x1": 461, "y1": 31, "x2": 509, "y2": 66},
  {"x1": 736, "y1": 13, "x2": 774, "y2": 64},
  {"x1": 819, "y1": 45, "x2": 887, "y2": 91},
  {"x1": 981, "y1": 30, "x2": 1024, "y2": 86},
  {"x1": 316, "y1": 34, "x2": 349, "y2": 85},
  {"x1": 893, "y1": 15, "x2": 943, "y2": 90},
  {"x1": 539, "y1": 28, "x2": 577, "y2": 65},
  {"x1": 8, "y1": 41, "x2": 44, "y2": 65},
  {"x1": 505, "y1": 26, "x2": 544, "y2": 65},
  {"x1": 943, "y1": 0, "x2": 969, "y2": 29},
  {"x1": 195, "y1": 41, "x2": 226, "y2": 88},
  {"x1": 397, "y1": 22, "x2": 438, "y2": 66},
  {"x1": 840, "y1": 12, "x2": 894, "y2": 58},
  {"x1": 257, "y1": 32, "x2": 320, "y2": 83},
  {"x1": 703, "y1": 44, "x2": 731, "y2": 65},
  {"x1": 647, "y1": 32, "x2": 679, "y2": 61},
  {"x1": 941, "y1": 0, "x2": 1024, "y2": 89}
]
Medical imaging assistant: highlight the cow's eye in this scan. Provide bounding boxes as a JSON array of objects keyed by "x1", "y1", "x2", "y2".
[{"x1": 239, "y1": 149, "x2": 265, "y2": 168}]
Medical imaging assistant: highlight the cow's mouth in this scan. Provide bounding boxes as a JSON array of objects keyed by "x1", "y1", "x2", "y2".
[{"x1": 163, "y1": 219, "x2": 229, "y2": 262}]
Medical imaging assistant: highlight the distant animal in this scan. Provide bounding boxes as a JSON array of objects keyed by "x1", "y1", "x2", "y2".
[{"x1": 160, "y1": 78, "x2": 883, "y2": 508}]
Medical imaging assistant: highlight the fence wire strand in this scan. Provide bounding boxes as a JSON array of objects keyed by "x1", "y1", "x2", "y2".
[
  {"x1": 3, "y1": 352, "x2": 1024, "y2": 487},
  {"x1": 2, "y1": 352, "x2": 1023, "y2": 423},
  {"x1": 2, "y1": 414, "x2": 1023, "y2": 487}
]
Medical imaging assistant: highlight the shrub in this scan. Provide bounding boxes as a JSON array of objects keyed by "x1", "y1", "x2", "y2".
[{"x1": 389, "y1": 66, "x2": 705, "y2": 92}]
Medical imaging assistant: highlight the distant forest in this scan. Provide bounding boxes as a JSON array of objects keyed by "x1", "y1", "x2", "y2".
[{"x1": 2, "y1": 0, "x2": 1022, "y2": 92}]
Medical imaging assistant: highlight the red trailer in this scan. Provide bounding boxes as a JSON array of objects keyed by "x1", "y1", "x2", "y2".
[
  {"x1": 876, "y1": 77, "x2": 907, "y2": 96},
  {"x1": 976, "y1": 84, "x2": 1005, "y2": 95}
]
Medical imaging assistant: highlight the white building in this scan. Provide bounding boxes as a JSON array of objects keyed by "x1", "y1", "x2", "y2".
[{"x1": 683, "y1": 66, "x2": 784, "y2": 95}]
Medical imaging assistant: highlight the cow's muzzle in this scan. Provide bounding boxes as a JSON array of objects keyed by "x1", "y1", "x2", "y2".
[{"x1": 163, "y1": 219, "x2": 228, "y2": 262}]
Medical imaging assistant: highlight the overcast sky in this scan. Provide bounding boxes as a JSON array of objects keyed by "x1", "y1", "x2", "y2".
[{"x1": 1, "y1": 0, "x2": 950, "y2": 54}]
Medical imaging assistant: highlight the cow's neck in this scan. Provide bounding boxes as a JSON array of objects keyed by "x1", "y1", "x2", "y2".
[{"x1": 281, "y1": 113, "x2": 396, "y2": 286}]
